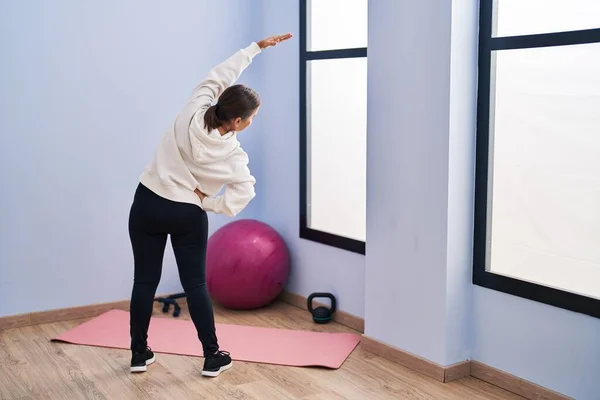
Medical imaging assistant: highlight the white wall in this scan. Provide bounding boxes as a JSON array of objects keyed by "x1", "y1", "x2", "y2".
[
  {"x1": 250, "y1": 0, "x2": 366, "y2": 318},
  {"x1": 0, "y1": 0, "x2": 262, "y2": 317},
  {"x1": 473, "y1": 288, "x2": 600, "y2": 399},
  {"x1": 364, "y1": 0, "x2": 459, "y2": 366},
  {"x1": 445, "y1": 0, "x2": 479, "y2": 365}
]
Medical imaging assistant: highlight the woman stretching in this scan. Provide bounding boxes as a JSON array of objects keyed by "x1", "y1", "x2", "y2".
[{"x1": 127, "y1": 33, "x2": 292, "y2": 377}]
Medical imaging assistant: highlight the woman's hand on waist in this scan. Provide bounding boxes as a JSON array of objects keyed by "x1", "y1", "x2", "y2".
[{"x1": 195, "y1": 188, "x2": 207, "y2": 201}]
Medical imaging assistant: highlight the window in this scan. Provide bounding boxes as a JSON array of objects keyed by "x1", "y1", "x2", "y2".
[
  {"x1": 473, "y1": 0, "x2": 600, "y2": 318},
  {"x1": 299, "y1": 0, "x2": 368, "y2": 254}
]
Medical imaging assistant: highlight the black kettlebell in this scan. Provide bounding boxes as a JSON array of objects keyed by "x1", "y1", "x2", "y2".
[{"x1": 307, "y1": 292, "x2": 336, "y2": 324}]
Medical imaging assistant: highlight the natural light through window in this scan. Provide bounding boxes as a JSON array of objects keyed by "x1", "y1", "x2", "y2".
[
  {"x1": 307, "y1": 57, "x2": 367, "y2": 241},
  {"x1": 487, "y1": 2, "x2": 600, "y2": 299},
  {"x1": 308, "y1": 0, "x2": 368, "y2": 51},
  {"x1": 302, "y1": 0, "x2": 368, "y2": 248},
  {"x1": 494, "y1": 0, "x2": 600, "y2": 37}
]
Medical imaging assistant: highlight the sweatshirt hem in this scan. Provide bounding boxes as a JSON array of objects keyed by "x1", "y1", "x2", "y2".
[{"x1": 140, "y1": 171, "x2": 203, "y2": 209}]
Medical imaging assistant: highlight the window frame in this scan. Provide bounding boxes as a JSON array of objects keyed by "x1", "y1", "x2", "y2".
[
  {"x1": 473, "y1": 0, "x2": 600, "y2": 318},
  {"x1": 298, "y1": 0, "x2": 367, "y2": 255}
]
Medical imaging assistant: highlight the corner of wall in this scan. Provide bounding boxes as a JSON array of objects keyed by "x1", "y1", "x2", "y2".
[{"x1": 443, "y1": 0, "x2": 480, "y2": 366}]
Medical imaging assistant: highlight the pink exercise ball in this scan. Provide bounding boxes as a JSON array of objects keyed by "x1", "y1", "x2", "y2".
[{"x1": 206, "y1": 219, "x2": 290, "y2": 310}]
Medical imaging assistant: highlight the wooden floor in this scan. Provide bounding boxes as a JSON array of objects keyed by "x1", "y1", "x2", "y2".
[{"x1": 0, "y1": 300, "x2": 524, "y2": 400}]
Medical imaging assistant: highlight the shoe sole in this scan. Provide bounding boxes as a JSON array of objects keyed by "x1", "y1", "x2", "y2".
[
  {"x1": 201, "y1": 361, "x2": 232, "y2": 377},
  {"x1": 130, "y1": 354, "x2": 156, "y2": 373}
]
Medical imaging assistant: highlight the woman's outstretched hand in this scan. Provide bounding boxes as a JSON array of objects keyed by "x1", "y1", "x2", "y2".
[{"x1": 257, "y1": 33, "x2": 293, "y2": 49}]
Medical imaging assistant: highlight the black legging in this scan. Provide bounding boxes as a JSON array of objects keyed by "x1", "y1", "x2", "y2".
[{"x1": 128, "y1": 183, "x2": 218, "y2": 356}]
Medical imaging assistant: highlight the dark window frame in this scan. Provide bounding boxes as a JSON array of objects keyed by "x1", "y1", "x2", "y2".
[
  {"x1": 298, "y1": 0, "x2": 367, "y2": 255},
  {"x1": 473, "y1": 0, "x2": 600, "y2": 318}
]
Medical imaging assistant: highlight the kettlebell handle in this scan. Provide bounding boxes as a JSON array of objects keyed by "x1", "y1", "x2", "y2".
[{"x1": 307, "y1": 292, "x2": 336, "y2": 314}]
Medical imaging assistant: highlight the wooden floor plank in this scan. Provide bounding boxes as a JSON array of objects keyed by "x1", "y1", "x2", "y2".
[{"x1": 1, "y1": 300, "x2": 525, "y2": 400}]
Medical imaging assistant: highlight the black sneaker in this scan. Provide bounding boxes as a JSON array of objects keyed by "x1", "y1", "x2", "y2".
[
  {"x1": 202, "y1": 350, "x2": 232, "y2": 377},
  {"x1": 130, "y1": 346, "x2": 156, "y2": 373}
]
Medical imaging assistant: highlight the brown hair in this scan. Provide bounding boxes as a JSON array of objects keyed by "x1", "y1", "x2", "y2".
[{"x1": 204, "y1": 84, "x2": 261, "y2": 131}]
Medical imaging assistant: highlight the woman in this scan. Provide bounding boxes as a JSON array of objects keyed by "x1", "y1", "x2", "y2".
[{"x1": 127, "y1": 33, "x2": 292, "y2": 377}]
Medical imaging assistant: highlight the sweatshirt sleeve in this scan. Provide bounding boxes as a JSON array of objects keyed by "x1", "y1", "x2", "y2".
[
  {"x1": 200, "y1": 152, "x2": 256, "y2": 217},
  {"x1": 189, "y1": 42, "x2": 262, "y2": 109}
]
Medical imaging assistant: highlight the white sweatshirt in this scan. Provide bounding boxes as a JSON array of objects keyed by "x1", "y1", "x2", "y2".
[{"x1": 140, "y1": 42, "x2": 261, "y2": 217}]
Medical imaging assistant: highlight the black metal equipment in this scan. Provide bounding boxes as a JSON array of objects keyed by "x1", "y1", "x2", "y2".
[
  {"x1": 154, "y1": 292, "x2": 186, "y2": 317},
  {"x1": 307, "y1": 292, "x2": 336, "y2": 324}
]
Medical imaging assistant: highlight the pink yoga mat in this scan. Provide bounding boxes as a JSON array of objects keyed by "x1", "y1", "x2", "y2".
[{"x1": 51, "y1": 309, "x2": 361, "y2": 369}]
